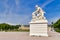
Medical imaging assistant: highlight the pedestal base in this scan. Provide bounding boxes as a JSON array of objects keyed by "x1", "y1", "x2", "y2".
[{"x1": 30, "y1": 20, "x2": 48, "y2": 36}]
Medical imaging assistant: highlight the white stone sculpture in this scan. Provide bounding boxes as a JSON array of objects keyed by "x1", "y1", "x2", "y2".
[
  {"x1": 32, "y1": 5, "x2": 46, "y2": 22},
  {"x1": 30, "y1": 5, "x2": 48, "y2": 36}
]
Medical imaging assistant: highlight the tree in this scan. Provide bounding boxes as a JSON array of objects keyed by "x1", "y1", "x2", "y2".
[
  {"x1": 0, "y1": 23, "x2": 20, "y2": 31},
  {"x1": 53, "y1": 19, "x2": 60, "y2": 32}
]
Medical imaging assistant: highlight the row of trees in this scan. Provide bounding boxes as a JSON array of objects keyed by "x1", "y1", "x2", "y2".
[{"x1": 0, "y1": 23, "x2": 21, "y2": 31}]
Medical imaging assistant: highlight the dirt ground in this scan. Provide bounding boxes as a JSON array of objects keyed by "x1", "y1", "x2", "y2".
[{"x1": 0, "y1": 31, "x2": 60, "y2": 40}]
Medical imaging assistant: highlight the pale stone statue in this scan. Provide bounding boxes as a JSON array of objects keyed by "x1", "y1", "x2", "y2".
[
  {"x1": 32, "y1": 5, "x2": 46, "y2": 21},
  {"x1": 30, "y1": 5, "x2": 48, "y2": 36}
]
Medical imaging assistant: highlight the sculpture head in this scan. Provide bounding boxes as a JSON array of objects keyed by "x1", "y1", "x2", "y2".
[{"x1": 35, "y1": 5, "x2": 38, "y2": 9}]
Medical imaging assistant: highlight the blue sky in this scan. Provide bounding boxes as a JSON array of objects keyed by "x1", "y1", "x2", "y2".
[{"x1": 0, "y1": 0, "x2": 60, "y2": 25}]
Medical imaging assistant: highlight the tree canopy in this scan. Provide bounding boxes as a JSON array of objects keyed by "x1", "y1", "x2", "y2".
[
  {"x1": 0, "y1": 23, "x2": 21, "y2": 31},
  {"x1": 53, "y1": 19, "x2": 60, "y2": 32}
]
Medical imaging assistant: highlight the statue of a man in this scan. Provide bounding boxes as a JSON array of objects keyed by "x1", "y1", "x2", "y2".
[{"x1": 32, "y1": 5, "x2": 45, "y2": 21}]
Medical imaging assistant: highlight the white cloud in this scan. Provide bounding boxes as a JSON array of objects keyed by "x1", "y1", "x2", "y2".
[
  {"x1": 0, "y1": 0, "x2": 31, "y2": 25},
  {"x1": 0, "y1": 13, "x2": 31, "y2": 25},
  {"x1": 15, "y1": 0, "x2": 20, "y2": 9},
  {"x1": 48, "y1": 16, "x2": 60, "y2": 24},
  {"x1": 41, "y1": 0, "x2": 54, "y2": 8},
  {"x1": 15, "y1": 0, "x2": 19, "y2": 6}
]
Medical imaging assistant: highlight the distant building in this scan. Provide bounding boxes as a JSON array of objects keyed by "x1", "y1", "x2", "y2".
[{"x1": 19, "y1": 24, "x2": 29, "y2": 30}]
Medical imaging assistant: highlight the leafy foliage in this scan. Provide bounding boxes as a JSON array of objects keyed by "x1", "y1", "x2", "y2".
[
  {"x1": 53, "y1": 19, "x2": 60, "y2": 32},
  {"x1": 0, "y1": 23, "x2": 21, "y2": 31}
]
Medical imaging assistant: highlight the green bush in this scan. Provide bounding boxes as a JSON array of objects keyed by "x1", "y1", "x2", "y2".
[{"x1": 55, "y1": 30, "x2": 60, "y2": 33}]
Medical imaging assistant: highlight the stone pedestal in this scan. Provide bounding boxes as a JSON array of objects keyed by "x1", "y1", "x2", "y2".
[{"x1": 30, "y1": 20, "x2": 48, "y2": 36}]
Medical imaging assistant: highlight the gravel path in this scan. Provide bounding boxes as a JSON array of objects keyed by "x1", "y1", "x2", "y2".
[{"x1": 0, "y1": 31, "x2": 60, "y2": 40}]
